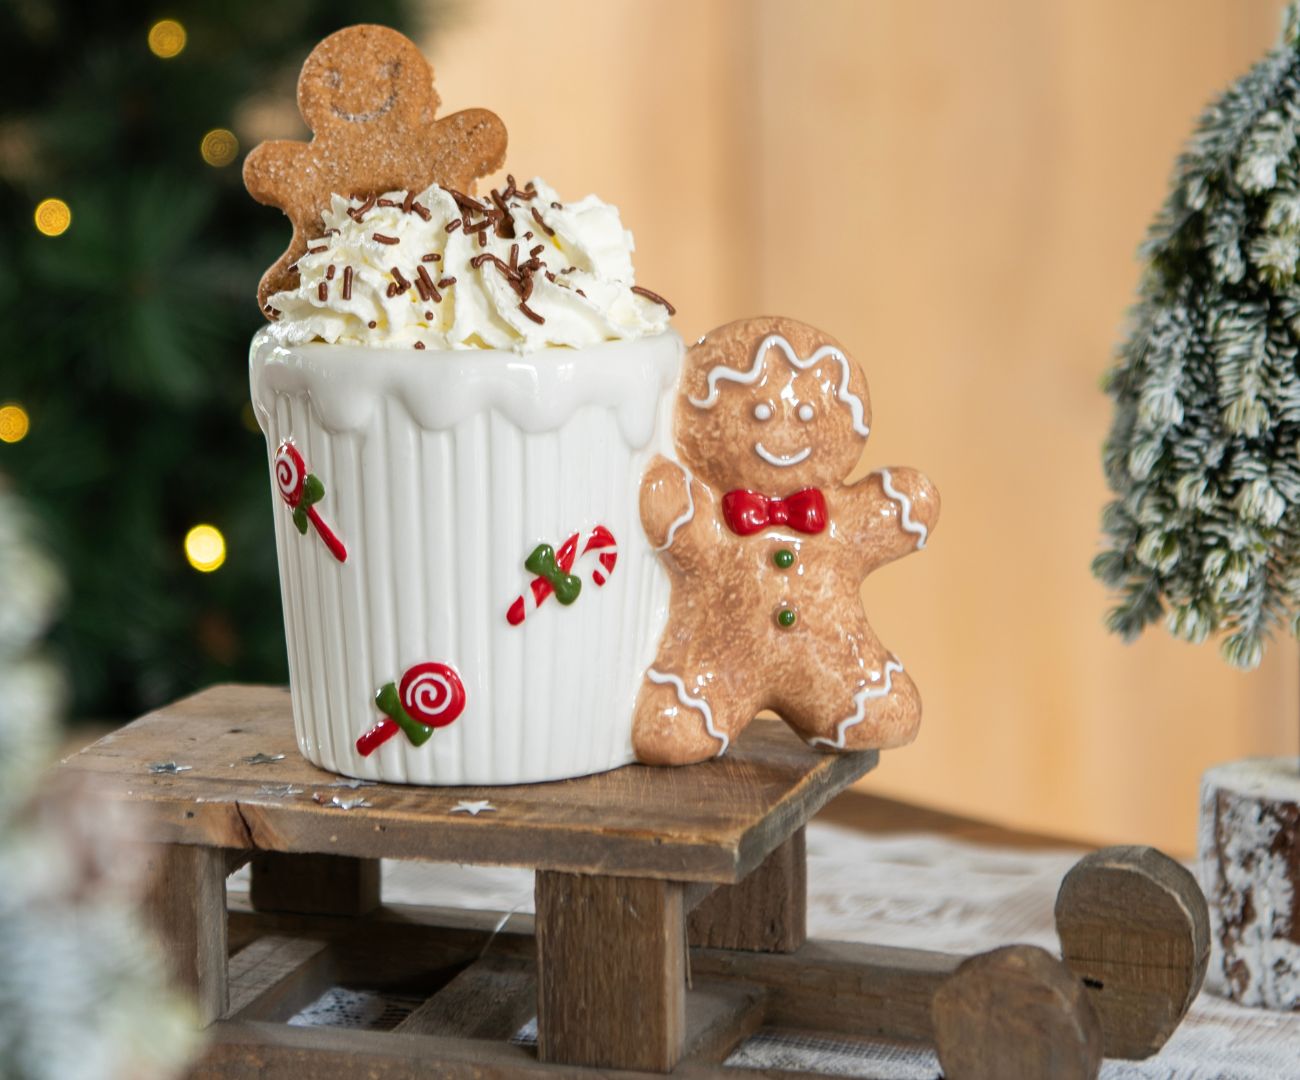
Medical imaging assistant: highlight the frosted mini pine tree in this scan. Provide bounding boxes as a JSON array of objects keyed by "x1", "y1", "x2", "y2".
[{"x1": 1097, "y1": 2, "x2": 1300, "y2": 671}]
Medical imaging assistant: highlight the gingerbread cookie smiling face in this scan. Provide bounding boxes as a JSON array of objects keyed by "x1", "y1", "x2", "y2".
[
  {"x1": 635, "y1": 315, "x2": 940, "y2": 766},
  {"x1": 680, "y1": 321, "x2": 871, "y2": 494},
  {"x1": 243, "y1": 24, "x2": 507, "y2": 315}
]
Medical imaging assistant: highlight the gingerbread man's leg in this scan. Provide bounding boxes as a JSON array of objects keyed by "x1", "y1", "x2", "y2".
[
  {"x1": 775, "y1": 622, "x2": 921, "y2": 752},
  {"x1": 632, "y1": 650, "x2": 757, "y2": 766}
]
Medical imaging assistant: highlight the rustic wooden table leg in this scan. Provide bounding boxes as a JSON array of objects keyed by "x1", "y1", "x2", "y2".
[
  {"x1": 249, "y1": 852, "x2": 381, "y2": 916},
  {"x1": 535, "y1": 871, "x2": 686, "y2": 1072},
  {"x1": 689, "y1": 827, "x2": 806, "y2": 952},
  {"x1": 142, "y1": 843, "x2": 229, "y2": 1025}
]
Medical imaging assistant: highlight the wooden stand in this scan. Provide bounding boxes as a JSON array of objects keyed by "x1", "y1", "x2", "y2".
[{"x1": 57, "y1": 685, "x2": 1210, "y2": 1079}]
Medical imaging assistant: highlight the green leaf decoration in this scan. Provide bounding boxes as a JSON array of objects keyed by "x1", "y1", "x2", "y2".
[
  {"x1": 292, "y1": 507, "x2": 309, "y2": 534},
  {"x1": 374, "y1": 680, "x2": 433, "y2": 747},
  {"x1": 302, "y1": 473, "x2": 325, "y2": 508}
]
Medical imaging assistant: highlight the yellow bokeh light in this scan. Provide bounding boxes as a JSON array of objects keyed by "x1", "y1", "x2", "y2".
[
  {"x1": 148, "y1": 19, "x2": 186, "y2": 59},
  {"x1": 200, "y1": 128, "x2": 239, "y2": 168},
  {"x1": 184, "y1": 524, "x2": 226, "y2": 573},
  {"x1": 33, "y1": 198, "x2": 71, "y2": 237},
  {"x1": 0, "y1": 403, "x2": 30, "y2": 444}
]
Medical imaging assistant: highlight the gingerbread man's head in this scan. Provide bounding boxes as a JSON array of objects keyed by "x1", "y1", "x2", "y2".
[
  {"x1": 298, "y1": 25, "x2": 437, "y2": 140},
  {"x1": 676, "y1": 316, "x2": 872, "y2": 494}
]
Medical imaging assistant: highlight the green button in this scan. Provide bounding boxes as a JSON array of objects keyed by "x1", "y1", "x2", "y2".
[
  {"x1": 777, "y1": 607, "x2": 797, "y2": 628},
  {"x1": 773, "y1": 549, "x2": 795, "y2": 569}
]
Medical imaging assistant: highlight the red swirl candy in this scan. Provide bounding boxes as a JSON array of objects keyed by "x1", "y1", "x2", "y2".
[{"x1": 399, "y1": 661, "x2": 466, "y2": 729}]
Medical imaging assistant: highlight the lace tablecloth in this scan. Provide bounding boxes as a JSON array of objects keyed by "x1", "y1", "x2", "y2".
[{"x1": 230, "y1": 822, "x2": 1300, "y2": 1078}]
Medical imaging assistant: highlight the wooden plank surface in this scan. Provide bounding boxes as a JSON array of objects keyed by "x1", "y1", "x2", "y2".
[
  {"x1": 689, "y1": 827, "x2": 806, "y2": 952},
  {"x1": 250, "y1": 852, "x2": 381, "y2": 916},
  {"x1": 535, "y1": 872, "x2": 686, "y2": 1071},
  {"x1": 226, "y1": 936, "x2": 336, "y2": 1021},
  {"x1": 57, "y1": 684, "x2": 876, "y2": 883},
  {"x1": 141, "y1": 843, "x2": 229, "y2": 1026},
  {"x1": 393, "y1": 953, "x2": 536, "y2": 1040}
]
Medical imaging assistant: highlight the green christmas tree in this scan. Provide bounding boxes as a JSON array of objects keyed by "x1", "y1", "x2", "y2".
[
  {"x1": 0, "y1": 2, "x2": 414, "y2": 718},
  {"x1": 1096, "y1": 2, "x2": 1300, "y2": 671}
]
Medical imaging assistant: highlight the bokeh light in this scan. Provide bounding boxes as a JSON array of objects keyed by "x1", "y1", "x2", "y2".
[
  {"x1": 184, "y1": 524, "x2": 226, "y2": 573},
  {"x1": 147, "y1": 19, "x2": 187, "y2": 59},
  {"x1": 0, "y1": 403, "x2": 30, "y2": 444},
  {"x1": 200, "y1": 128, "x2": 239, "y2": 168},
  {"x1": 33, "y1": 198, "x2": 70, "y2": 237}
]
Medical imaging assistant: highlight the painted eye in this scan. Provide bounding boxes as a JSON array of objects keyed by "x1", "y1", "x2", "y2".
[
  {"x1": 797, "y1": 403, "x2": 815, "y2": 422},
  {"x1": 753, "y1": 403, "x2": 773, "y2": 421}
]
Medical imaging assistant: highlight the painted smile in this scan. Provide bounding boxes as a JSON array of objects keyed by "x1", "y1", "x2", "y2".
[
  {"x1": 331, "y1": 88, "x2": 399, "y2": 123},
  {"x1": 755, "y1": 442, "x2": 811, "y2": 467}
]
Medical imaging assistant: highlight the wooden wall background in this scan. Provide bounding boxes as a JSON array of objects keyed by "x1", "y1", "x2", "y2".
[{"x1": 421, "y1": 0, "x2": 1297, "y2": 855}]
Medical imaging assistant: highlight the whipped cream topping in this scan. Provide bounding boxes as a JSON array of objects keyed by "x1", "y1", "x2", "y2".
[{"x1": 263, "y1": 176, "x2": 674, "y2": 351}]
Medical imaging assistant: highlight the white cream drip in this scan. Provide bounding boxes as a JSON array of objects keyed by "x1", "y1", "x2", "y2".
[
  {"x1": 807, "y1": 657, "x2": 905, "y2": 750},
  {"x1": 655, "y1": 462, "x2": 697, "y2": 552},
  {"x1": 689, "y1": 333, "x2": 871, "y2": 437},
  {"x1": 755, "y1": 442, "x2": 812, "y2": 468},
  {"x1": 646, "y1": 668, "x2": 728, "y2": 755},
  {"x1": 878, "y1": 468, "x2": 928, "y2": 550}
]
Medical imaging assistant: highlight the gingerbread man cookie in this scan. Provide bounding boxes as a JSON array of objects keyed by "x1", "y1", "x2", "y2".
[
  {"x1": 243, "y1": 24, "x2": 507, "y2": 315},
  {"x1": 635, "y1": 316, "x2": 940, "y2": 765}
]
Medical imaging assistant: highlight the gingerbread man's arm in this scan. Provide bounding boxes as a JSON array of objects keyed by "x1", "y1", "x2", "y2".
[
  {"x1": 641, "y1": 455, "x2": 714, "y2": 567},
  {"x1": 838, "y1": 466, "x2": 940, "y2": 574},
  {"x1": 243, "y1": 140, "x2": 320, "y2": 311},
  {"x1": 431, "y1": 109, "x2": 508, "y2": 192}
]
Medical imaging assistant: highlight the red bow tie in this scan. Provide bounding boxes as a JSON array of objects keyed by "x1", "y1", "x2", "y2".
[{"x1": 722, "y1": 488, "x2": 828, "y2": 536}]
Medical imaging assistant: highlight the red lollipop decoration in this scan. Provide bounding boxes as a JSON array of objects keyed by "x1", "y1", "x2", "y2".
[
  {"x1": 356, "y1": 660, "x2": 467, "y2": 756},
  {"x1": 273, "y1": 440, "x2": 347, "y2": 562}
]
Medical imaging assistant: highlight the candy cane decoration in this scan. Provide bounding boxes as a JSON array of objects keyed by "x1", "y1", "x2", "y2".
[
  {"x1": 273, "y1": 441, "x2": 347, "y2": 563},
  {"x1": 356, "y1": 660, "x2": 467, "y2": 756},
  {"x1": 506, "y1": 525, "x2": 618, "y2": 626}
]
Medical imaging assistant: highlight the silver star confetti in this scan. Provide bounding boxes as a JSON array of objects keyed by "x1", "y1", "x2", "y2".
[
  {"x1": 450, "y1": 799, "x2": 496, "y2": 816},
  {"x1": 312, "y1": 793, "x2": 372, "y2": 810},
  {"x1": 327, "y1": 778, "x2": 378, "y2": 789},
  {"x1": 255, "y1": 783, "x2": 304, "y2": 798},
  {"x1": 242, "y1": 752, "x2": 286, "y2": 765},
  {"x1": 148, "y1": 761, "x2": 193, "y2": 775}
]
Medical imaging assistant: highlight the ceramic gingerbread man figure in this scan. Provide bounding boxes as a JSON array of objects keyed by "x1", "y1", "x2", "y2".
[{"x1": 634, "y1": 316, "x2": 939, "y2": 765}]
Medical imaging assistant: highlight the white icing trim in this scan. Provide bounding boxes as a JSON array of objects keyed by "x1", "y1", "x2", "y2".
[
  {"x1": 688, "y1": 333, "x2": 871, "y2": 437},
  {"x1": 808, "y1": 657, "x2": 905, "y2": 750},
  {"x1": 655, "y1": 463, "x2": 697, "y2": 552},
  {"x1": 755, "y1": 442, "x2": 811, "y2": 468},
  {"x1": 878, "y1": 468, "x2": 928, "y2": 550},
  {"x1": 646, "y1": 668, "x2": 728, "y2": 755}
]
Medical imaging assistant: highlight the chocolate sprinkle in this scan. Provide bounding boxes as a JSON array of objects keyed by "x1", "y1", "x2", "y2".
[
  {"x1": 376, "y1": 198, "x2": 399, "y2": 207},
  {"x1": 421, "y1": 253, "x2": 442, "y2": 262},
  {"x1": 531, "y1": 207, "x2": 555, "y2": 236},
  {"x1": 414, "y1": 341, "x2": 426, "y2": 349},
  {"x1": 342, "y1": 265, "x2": 353, "y2": 300},
  {"x1": 411, "y1": 201, "x2": 431, "y2": 221},
  {"x1": 390, "y1": 266, "x2": 410, "y2": 292},
  {"x1": 307, "y1": 244, "x2": 328, "y2": 254},
  {"x1": 325, "y1": 264, "x2": 336, "y2": 280},
  {"x1": 318, "y1": 281, "x2": 328, "y2": 301},
  {"x1": 373, "y1": 233, "x2": 400, "y2": 245},
  {"x1": 530, "y1": 244, "x2": 545, "y2": 258},
  {"x1": 425, "y1": 310, "x2": 435, "y2": 319},
  {"x1": 402, "y1": 189, "x2": 415, "y2": 213},
  {"x1": 550, "y1": 201, "x2": 563, "y2": 209},
  {"x1": 631, "y1": 285, "x2": 676, "y2": 315},
  {"x1": 519, "y1": 300, "x2": 545, "y2": 324},
  {"x1": 348, "y1": 195, "x2": 376, "y2": 222},
  {"x1": 368, "y1": 320, "x2": 377, "y2": 328},
  {"x1": 445, "y1": 219, "x2": 462, "y2": 233},
  {"x1": 416, "y1": 264, "x2": 440, "y2": 303},
  {"x1": 438, "y1": 277, "x2": 456, "y2": 288}
]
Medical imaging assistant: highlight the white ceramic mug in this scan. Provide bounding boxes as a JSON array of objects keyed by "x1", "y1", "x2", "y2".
[{"x1": 250, "y1": 328, "x2": 683, "y2": 784}]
